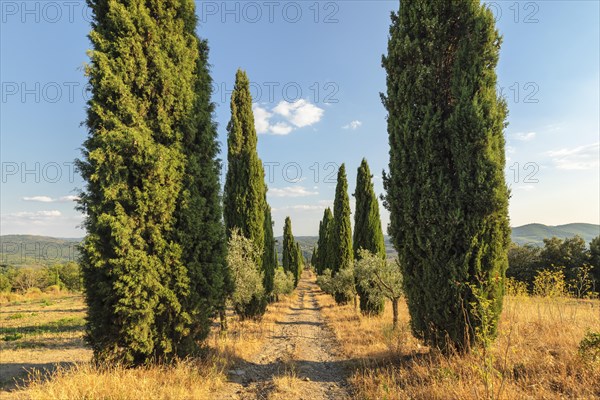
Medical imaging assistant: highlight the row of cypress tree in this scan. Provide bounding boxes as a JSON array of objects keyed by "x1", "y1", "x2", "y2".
[
  {"x1": 313, "y1": 160, "x2": 387, "y2": 313},
  {"x1": 78, "y1": 0, "x2": 280, "y2": 364}
]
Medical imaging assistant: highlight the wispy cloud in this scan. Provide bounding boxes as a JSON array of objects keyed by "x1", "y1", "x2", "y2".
[
  {"x1": 513, "y1": 132, "x2": 537, "y2": 141},
  {"x1": 269, "y1": 186, "x2": 318, "y2": 198},
  {"x1": 23, "y1": 195, "x2": 79, "y2": 203},
  {"x1": 546, "y1": 142, "x2": 599, "y2": 170},
  {"x1": 342, "y1": 120, "x2": 362, "y2": 130}
]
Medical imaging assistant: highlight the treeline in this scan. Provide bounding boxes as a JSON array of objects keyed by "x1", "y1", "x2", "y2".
[
  {"x1": 0, "y1": 263, "x2": 82, "y2": 293},
  {"x1": 77, "y1": 0, "x2": 302, "y2": 365},
  {"x1": 508, "y1": 235, "x2": 600, "y2": 297}
]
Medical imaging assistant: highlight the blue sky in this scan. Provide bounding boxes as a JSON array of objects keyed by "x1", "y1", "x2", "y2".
[{"x1": 1, "y1": 1, "x2": 599, "y2": 238}]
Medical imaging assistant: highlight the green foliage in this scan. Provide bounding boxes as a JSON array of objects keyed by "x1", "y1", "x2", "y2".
[
  {"x1": 223, "y1": 69, "x2": 266, "y2": 252},
  {"x1": 382, "y1": 1, "x2": 510, "y2": 352},
  {"x1": 273, "y1": 267, "x2": 295, "y2": 299},
  {"x1": 296, "y1": 242, "x2": 304, "y2": 282},
  {"x1": 174, "y1": 38, "x2": 229, "y2": 354},
  {"x1": 282, "y1": 217, "x2": 301, "y2": 286},
  {"x1": 331, "y1": 164, "x2": 354, "y2": 304},
  {"x1": 579, "y1": 330, "x2": 600, "y2": 364},
  {"x1": 263, "y1": 204, "x2": 277, "y2": 297},
  {"x1": 590, "y1": 236, "x2": 600, "y2": 284},
  {"x1": 353, "y1": 159, "x2": 386, "y2": 315},
  {"x1": 355, "y1": 250, "x2": 403, "y2": 325},
  {"x1": 310, "y1": 247, "x2": 317, "y2": 270},
  {"x1": 77, "y1": 0, "x2": 210, "y2": 365},
  {"x1": 227, "y1": 230, "x2": 266, "y2": 319},
  {"x1": 540, "y1": 236, "x2": 589, "y2": 282},
  {"x1": 315, "y1": 208, "x2": 334, "y2": 274},
  {"x1": 507, "y1": 243, "x2": 542, "y2": 289},
  {"x1": 533, "y1": 269, "x2": 567, "y2": 298},
  {"x1": 568, "y1": 264, "x2": 597, "y2": 299},
  {"x1": 222, "y1": 69, "x2": 268, "y2": 318},
  {"x1": 316, "y1": 269, "x2": 334, "y2": 295}
]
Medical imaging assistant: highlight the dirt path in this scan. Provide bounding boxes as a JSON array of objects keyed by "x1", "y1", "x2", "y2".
[{"x1": 217, "y1": 274, "x2": 351, "y2": 400}]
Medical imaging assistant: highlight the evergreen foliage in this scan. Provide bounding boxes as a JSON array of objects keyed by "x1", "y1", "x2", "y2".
[
  {"x1": 77, "y1": 0, "x2": 206, "y2": 365},
  {"x1": 331, "y1": 164, "x2": 354, "y2": 304},
  {"x1": 223, "y1": 69, "x2": 268, "y2": 318},
  {"x1": 353, "y1": 158, "x2": 386, "y2": 315},
  {"x1": 382, "y1": 1, "x2": 510, "y2": 352},
  {"x1": 316, "y1": 208, "x2": 334, "y2": 274}
]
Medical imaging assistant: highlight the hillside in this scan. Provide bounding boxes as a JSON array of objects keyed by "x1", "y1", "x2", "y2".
[
  {"x1": 511, "y1": 223, "x2": 599, "y2": 246},
  {"x1": 2, "y1": 223, "x2": 598, "y2": 266}
]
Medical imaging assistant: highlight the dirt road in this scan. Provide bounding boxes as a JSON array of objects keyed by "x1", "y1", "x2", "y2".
[{"x1": 216, "y1": 275, "x2": 352, "y2": 400}]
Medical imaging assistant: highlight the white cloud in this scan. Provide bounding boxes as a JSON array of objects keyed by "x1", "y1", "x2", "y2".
[
  {"x1": 253, "y1": 100, "x2": 323, "y2": 135},
  {"x1": 270, "y1": 122, "x2": 293, "y2": 135},
  {"x1": 22, "y1": 195, "x2": 79, "y2": 203},
  {"x1": 272, "y1": 99, "x2": 324, "y2": 128},
  {"x1": 342, "y1": 120, "x2": 362, "y2": 130},
  {"x1": 546, "y1": 142, "x2": 599, "y2": 170},
  {"x1": 23, "y1": 196, "x2": 53, "y2": 202},
  {"x1": 514, "y1": 132, "x2": 537, "y2": 141},
  {"x1": 269, "y1": 186, "x2": 318, "y2": 198},
  {"x1": 253, "y1": 104, "x2": 272, "y2": 134}
]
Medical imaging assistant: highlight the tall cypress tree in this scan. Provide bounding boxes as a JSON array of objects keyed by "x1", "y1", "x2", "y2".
[
  {"x1": 296, "y1": 242, "x2": 304, "y2": 283},
  {"x1": 282, "y1": 217, "x2": 299, "y2": 286},
  {"x1": 316, "y1": 207, "x2": 334, "y2": 274},
  {"x1": 174, "y1": 38, "x2": 229, "y2": 354},
  {"x1": 223, "y1": 69, "x2": 267, "y2": 317},
  {"x1": 263, "y1": 203, "x2": 276, "y2": 297},
  {"x1": 382, "y1": 1, "x2": 510, "y2": 352},
  {"x1": 310, "y1": 247, "x2": 317, "y2": 269},
  {"x1": 331, "y1": 164, "x2": 354, "y2": 304},
  {"x1": 223, "y1": 69, "x2": 266, "y2": 251},
  {"x1": 353, "y1": 158, "x2": 386, "y2": 315},
  {"x1": 77, "y1": 0, "x2": 198, "y2": 364}
]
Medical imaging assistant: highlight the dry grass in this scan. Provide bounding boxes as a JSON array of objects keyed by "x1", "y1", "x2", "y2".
[
  {"x1": 1, "y1": 291, "x2": 298, "y2": 400},
  {"x1": 315, "y1": 284, "x2": 600, "y2": 400}
]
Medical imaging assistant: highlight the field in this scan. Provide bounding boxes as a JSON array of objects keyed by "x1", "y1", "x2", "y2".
[{"x1": 1, "y1": 271, "x2": 599, "y2": 399}]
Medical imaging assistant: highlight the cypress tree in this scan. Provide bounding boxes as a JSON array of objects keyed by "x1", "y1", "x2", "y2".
[
  {"x1": 296, "y1": 242, "x2": 304, "y2": 283},
  {"x1": 77, "y1": 0, "x2": 198, "y2": 364},
  {"x1": 317, "y1": 207, "x2": 334, "y2": 274},
  {"x1": 174, "y1": 38, "x2": 229, "y2": 354},
  {"x1": 282, "y1": 217, "x2": 299, "y2": 286},
  {"x1": 353, "y1": 158, "x2": 386, "y2": 315},
  {"x1": 263, "y1": 203, "x2": 276, "y2": 297},
  {"x1": 223, "y1": 69, "x2": 266, "y2": 251},
  {"x1": 310, "y1": 247, "x2": 317, "y2": 269},
  {"x1": 331, "y1": 164, "x2": 354, "y2": 304},
  {"x1": 382, "y1": 1, "x2": 510, "y2": 352},
  {"x1": 223, "y1": 69, "x2": 267, "y2": 317}
]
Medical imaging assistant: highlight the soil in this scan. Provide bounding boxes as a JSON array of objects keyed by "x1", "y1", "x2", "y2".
[{"x1": 216, "y1": 275, "x2": 352, "y2": 400}]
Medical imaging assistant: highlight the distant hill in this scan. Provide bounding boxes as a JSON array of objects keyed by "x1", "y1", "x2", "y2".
[
  {"x1": 3, "y1": 223, "x2": 598, "y2": 266},
  {"x1": 511, "y1": 223, "x2": 599, "y2": 246},
  {"x1": 0, "y1": 235, "x2": 80, "y2": 267}
]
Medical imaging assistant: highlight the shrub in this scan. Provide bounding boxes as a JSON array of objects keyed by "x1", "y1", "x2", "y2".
[
  {"x1": 332, "y1": 266, "x2": 356, "y2": 305},
  {"x1": 44, "y1": 285, "x2": 62, "y2": 294},
  {"x1": 317, "y1": 269, "x2": 334, "y2": 295},
  {"x1": 579, "y1": 330, "x2": 600, "y2": 363},
  {"x1": 0, "y1": 274, "x2": 11, "y2": 292},
  {"x1": 227, "y1": 230, "x2": 266, "y2": 319},
  {"x1": 12, "y1": 269, "x2": 47, "y2": 293},
  {"x1": 533, "y1": 269, "x2": 567, "y2": 298},
  {"x1": 272, "y1": 268, "x2": 295, "y2": 299},
  {"x1": 505, "y1": 277, "x2": 528, "y2": 297}
]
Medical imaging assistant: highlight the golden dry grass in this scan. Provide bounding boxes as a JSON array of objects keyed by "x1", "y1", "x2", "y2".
[
  {"x1": 1, "y1": 291, "x2": 298, "y2": 400},
  {"x1": 315, "y1": 285, "x2": 600, "y2": 400}
]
